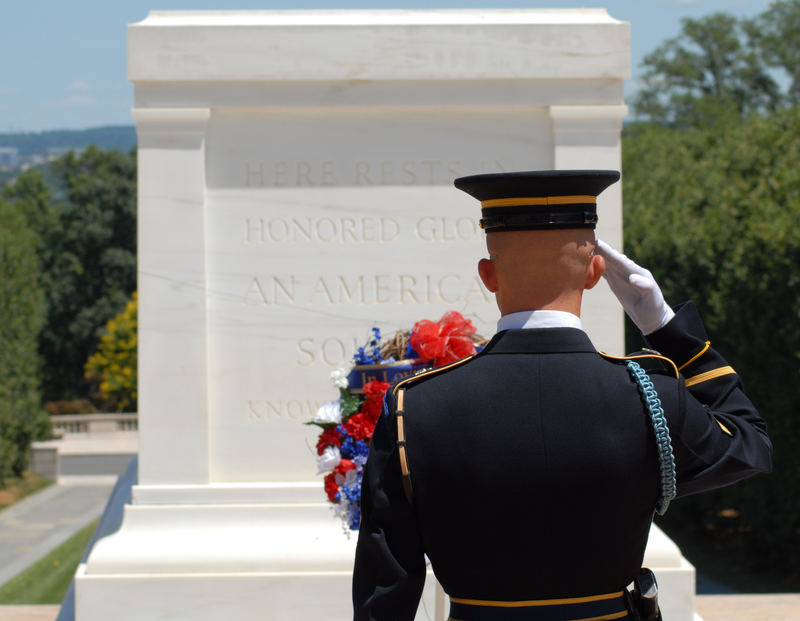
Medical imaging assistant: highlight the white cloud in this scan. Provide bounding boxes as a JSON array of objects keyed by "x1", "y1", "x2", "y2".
[{"x1": 69, "y1": 80, "x2": 91, "y2": 91}]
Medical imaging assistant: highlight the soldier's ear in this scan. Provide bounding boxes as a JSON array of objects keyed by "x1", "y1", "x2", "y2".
[
  {"x1": 584, "y1": 253, "x2": 605, "y2": 290},
  {"x1": 478, "y1": 257, "x2": 499, "y2": 293}
]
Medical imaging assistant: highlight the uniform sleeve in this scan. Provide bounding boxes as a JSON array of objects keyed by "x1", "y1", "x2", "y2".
[
  {"x1": 352, "y1": 392, "x2": 426, "y2": 621},
  {"x1": 646, "y1": 301, "x2": 772, "y2": 497}
]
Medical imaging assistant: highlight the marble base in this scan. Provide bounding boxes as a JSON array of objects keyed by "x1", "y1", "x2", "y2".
[
  {"x1": 75, "y1": 483, "x2": 692, "y2": 621},
  {"x1": 74, "y1": 484, "x2": 444, "y2": 621}
]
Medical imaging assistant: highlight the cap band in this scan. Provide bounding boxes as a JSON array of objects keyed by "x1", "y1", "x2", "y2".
[
  {"x1": 480, "y1": 210, "x2": 598, "y2": 232},
  {"x1": 481, "y1": 195, "x2": 597, "y2": 208}
]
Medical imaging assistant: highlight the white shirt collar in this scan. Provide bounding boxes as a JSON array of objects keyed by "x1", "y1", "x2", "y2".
[{"x1": 497, "y1": 310, "x2": 583, "y2": 332}]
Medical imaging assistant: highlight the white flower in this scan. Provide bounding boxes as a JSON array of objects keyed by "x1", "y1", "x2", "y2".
[
  {"x1": 335, "y1": 467, "x2": 359, "y2": 487},
  {"x1": 317, "y1": 445, "x2": 341, "y2": 474},
  {"x1": 330, "y1": 367, "x2": 349, "y2": 389},
  {"x1": 314, "y1": 400, "x2": 342, "y2": 424}
]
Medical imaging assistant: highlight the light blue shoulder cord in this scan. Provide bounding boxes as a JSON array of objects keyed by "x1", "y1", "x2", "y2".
[{"x1": 626, "y1": 360, "x2": 677, "y2": 515}]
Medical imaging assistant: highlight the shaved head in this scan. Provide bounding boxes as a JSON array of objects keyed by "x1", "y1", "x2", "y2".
[{"x1": 478, "y1": 229, "x2": 604, "y2": 317}]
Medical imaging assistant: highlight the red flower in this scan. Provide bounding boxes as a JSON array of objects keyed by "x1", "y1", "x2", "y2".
[
  {"x1": 324, "y1": 460, "x2": 357, "y2": 503},
  {"x1": 336, "y1": 459, "x2": 356, "y2": 476},
  {"x1": 344, "y1": 412, "x2": 374, "y2": 441},
  {"x1": 410, "y1": 311, "x2": 477, "y2": 367},
  {"x1": 316, "y1": 427, "x2": 341, "y2": 455},
  {"x1": 324, "y1": 472, "x2": 340, "y2": 503},
  {"x1": 364, "y1": 380, "x2": 390, "y2": 400},
  {"x1": 362, "y1": 380, "x2": 391, "y2": 424}
]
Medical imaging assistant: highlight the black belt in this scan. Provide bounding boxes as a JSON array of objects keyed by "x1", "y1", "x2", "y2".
[{"x1": 448, "y1": 591, "x2": 630, "y2": 621}]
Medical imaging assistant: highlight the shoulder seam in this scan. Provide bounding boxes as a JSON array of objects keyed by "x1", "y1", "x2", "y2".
[
  {"x1": 391, "y1": 354, "x2": 476, "y2": 395},
  {"x1": 598, "y1": 351, "x2": 680, "y2": 380}
]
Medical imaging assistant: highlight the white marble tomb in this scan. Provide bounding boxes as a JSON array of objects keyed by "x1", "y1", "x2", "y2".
[{"x1": 74, "y1": 10, "x2": 697, "y2": 621}]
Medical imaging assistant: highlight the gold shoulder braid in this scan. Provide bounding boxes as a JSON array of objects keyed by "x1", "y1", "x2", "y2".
[
  {"x1": 395, "y1": 388, "x2": 413, "y2": 503},
  {"x1": 393, "y1": 355, "x2": 475, "y2": 504},
  {"x1": 598, "y1": 350, "x2": 680, "y2": 379}
]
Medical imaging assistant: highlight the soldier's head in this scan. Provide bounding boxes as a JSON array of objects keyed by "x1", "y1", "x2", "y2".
[{"x1": 454, "y1": 170, "x2": 619, "y2": 317}]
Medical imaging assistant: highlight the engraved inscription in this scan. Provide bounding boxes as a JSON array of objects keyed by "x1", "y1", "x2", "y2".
[
  {"x1": 247, "y1": 399, "x2": 323, "y2": 421},
  {"x1": 244, "y1": 159, "x2": 509, "y2": 187},
  {"x1": 244, "y1": 274, "x2": 491, "y2": 307},
  {"x1": 297, "y1": 336, "x2": 362, "y2": 368},
  {"x1": 244, "y1": 217, "x2": 483, "y2": 244},
  {"x1": 415, "y1": 217, "x2": 480, "y2": 242},
  {"x1": 244, "y1": 217, "x2": 400, "y2": 244}
]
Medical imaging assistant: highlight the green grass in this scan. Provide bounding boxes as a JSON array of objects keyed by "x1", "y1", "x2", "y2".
[{"x1": 0, "y1": 519, "x2": 98, "y2": 604}]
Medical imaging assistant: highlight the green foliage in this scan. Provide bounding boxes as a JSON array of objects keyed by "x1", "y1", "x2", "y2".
[
  {"x1": 747, "y1": 0, "x2": 800, "y2": 106},
  {"x1": 4, "y1": 147, "x2": 137, "y2": 403},
  {"x1": 623, "y1": 109, "x2": 800, "y2": 579},
  {"x1": 2, "y1": 168, "x2": 57, "y2": 246},
  {"x1": 0, "y1": 200, "x2": 50, "y2": 483},
  {"x1": 340, "y1": 391, "x2": 361, "y2": 418},
  {"x1": 633, "y1": 12, "x2": 780, "y2": 127},
  {"x1": 633, "y1": 1, "x2": 800, "y2": 126},
  {"x1": 85, "y1": 293, "x2": 137, "y2": 412}
]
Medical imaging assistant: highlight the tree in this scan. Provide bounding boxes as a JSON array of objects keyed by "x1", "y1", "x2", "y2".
[
  {"x1": 633, "y1": 13, "x2": 780, "y2": 126},
  {"x1": 0, "y1": 199, "x2": 49, "y2": 482},
  {"x1": 4, "y1": 147, "x2": 137, "y2": 403},
  {"x1": 747, "y1": 0, "x2": 800, "y2": 106},
  {"x1": 622, "y1": 109, "x2": 800, "y2": 582},
  {"x1": 85, "y1": 293, "x2": 137, "y2": 412},
  {"x1": 2, "y1": 168, "x2": 56, "y2": 239}
]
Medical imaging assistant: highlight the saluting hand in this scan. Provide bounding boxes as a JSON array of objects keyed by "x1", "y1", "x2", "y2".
[{"x1": 595, "y1": 239, "x2": 675, "y2": 335}]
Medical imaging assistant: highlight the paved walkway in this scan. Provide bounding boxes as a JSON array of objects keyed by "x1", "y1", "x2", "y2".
[
  {"x1": 0, "y1": 480, "x2": 114, "y2": 588},
  {"x1": 0, "y1": 606, "x2": 59, "y2": 620},
  {"x1": 694, "y1": 594, "x2": 800, "y2": 620},
  {"x1": 0, "y1": 433, "x2": 135, "y2": 590}
]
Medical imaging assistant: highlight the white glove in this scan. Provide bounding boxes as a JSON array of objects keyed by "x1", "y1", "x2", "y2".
[{"x1": 595, "y1": 239, "x2": 675, "y2": 335}]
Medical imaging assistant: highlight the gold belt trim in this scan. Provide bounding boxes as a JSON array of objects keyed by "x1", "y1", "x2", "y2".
[
  {"x1": 448, "y1": 613, "x2": 626, "y2": 621},
  {"x1": 481, "y1": 195, "x2": 597, "y2": 208},
  {"x1": 449, "y1": 591, "x2": 625, "y2": 608},
  {"x1": 685, "y1": 365, "x2": 736, "y2": 387}
]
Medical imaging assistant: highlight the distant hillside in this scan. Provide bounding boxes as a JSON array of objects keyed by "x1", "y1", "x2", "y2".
[{"x1": 0, "y1": 126, "x2": 136, "y2": 156}]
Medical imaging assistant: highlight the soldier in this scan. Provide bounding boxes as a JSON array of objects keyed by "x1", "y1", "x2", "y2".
[{"x1": 352, "y1": 170, "x2": 771, "y2": 621}]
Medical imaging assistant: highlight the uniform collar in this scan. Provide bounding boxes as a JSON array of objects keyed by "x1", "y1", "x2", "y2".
[
  {"x1": 497, "y1": 310, "x2": 583, "y2": 332},
  {"x1": 481, "y1": 326, "x2": 596, "y2": 355}
]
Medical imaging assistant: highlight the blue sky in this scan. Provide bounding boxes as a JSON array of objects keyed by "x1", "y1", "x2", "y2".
[{"x1": 0, "y1": 0, "x2": 771, "y2": 132}]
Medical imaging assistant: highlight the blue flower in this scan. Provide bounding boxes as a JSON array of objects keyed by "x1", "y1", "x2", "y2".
[
  {"x1": 353, "y1": 346, "x2": 370, "y2": 365},
  {"x1": 341, "y1": 481, "x2": 362, "y2": 530},
  {"x1": 353, "y1": 327, "x2": 384, "y2": 365},
  {"x1": 341, "y1": 436, "x2": 356, "y2": 459},
  {"x1": 352, "y1": 440, "x2": 370, "y2": 459}
]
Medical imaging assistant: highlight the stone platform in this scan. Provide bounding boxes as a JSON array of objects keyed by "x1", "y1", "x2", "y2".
[{"x1": 3, "y1": 595, "x2": 800, "y2": 621}]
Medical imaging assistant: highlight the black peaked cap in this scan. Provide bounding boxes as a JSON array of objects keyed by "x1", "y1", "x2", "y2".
[{"x1": 455, "y1": 170, "x2": 620, "y2": 233}]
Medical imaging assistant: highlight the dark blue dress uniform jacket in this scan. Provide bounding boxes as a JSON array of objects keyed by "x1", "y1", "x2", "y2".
[{"x1": 352, "y1": 302, "x2": 772, "y2": 621}]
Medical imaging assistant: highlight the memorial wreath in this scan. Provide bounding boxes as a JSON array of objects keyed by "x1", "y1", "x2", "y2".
[{"x1": 308, "y1": 311, "x2": 486, "y2": 531}]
